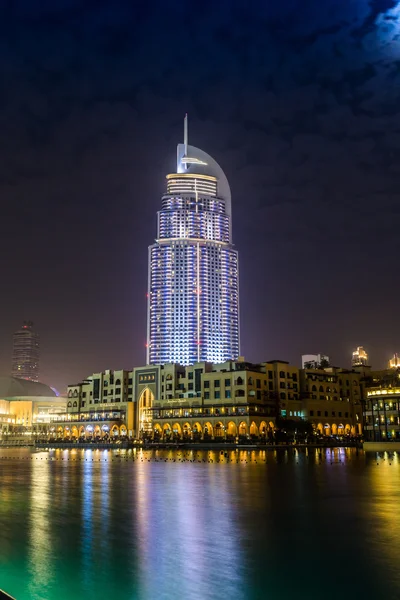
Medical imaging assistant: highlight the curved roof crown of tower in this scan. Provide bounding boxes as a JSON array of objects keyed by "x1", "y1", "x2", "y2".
[{"x1": 175, "y1": 115, "x2": 232, "y2": 217}]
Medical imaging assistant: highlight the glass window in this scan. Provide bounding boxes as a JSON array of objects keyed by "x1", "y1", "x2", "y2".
[
  {"x1": 214, "y1": 380, "x2": 220, "y2": 388},
  {"x1": 204, "y1": 381, "x2": 210, "y2": 389},
  {"x1": 225, "y1": 378, "x2": 230, "y2": 386},
  {"x1": 204, "y1": 392, "x2": 210, "y2": 400},
  {"x1": 215, "y1": 391, "x2": 220, "y2": 399},
  {"x1": 225, "y1": 390, "x2": 231, "y2": 399}
]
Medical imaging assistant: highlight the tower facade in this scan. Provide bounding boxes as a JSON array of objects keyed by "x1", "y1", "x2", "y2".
[
  {"x1": 352, "y1": 346, "x2": 368, "y2": 367},
  {"x1": 389, "y1": 353, "x2": 400, "y2": 369},
  {"x1": 11, "y1": 321, "x2": 40, "y2": 381},
  {"x1": 147, "y1": 117, "x2": 240, "y2": 365}
]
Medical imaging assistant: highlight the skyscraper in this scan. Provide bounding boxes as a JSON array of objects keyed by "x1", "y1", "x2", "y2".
[
  {"x1": 147, "y1": 116, "x2": 240, "y2": 365},
  {"x1": 352, "y1": 346, "x2": 368, "y2": 367},
  {"x1": 11, "y1": 321, "x2": 40, "y2": 382}
]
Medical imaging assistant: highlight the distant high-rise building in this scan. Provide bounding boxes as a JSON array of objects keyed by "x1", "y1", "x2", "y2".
[
  {"x1": 147, "y1": 115, "x2": 240, "y2": 365},
  {"x1": 302, "y1": 354, "x2": 330, "y2": 369},
  {"x1": 352, "y1": 346, "x2": 368, "y2": 367},
  {"x1": 11, "y1": 321, "x2": 40, "y2": 382},
  {"x1": 389, "y1": 353, "x2": 400, "y2": 369}
]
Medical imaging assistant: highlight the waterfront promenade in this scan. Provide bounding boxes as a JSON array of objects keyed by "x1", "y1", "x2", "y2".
[{"x1": 0, "y1": 438, "x2": 363, "y2": 451}]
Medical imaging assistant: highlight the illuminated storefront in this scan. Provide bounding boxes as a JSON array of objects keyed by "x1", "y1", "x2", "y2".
[{"x1": 363, "y1": 388, "x2": 400, "y2": 441}]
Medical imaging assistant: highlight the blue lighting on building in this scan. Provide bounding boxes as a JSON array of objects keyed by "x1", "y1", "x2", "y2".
[{"x1": 147, "y1": 116, "x2": 240, "y2": 365}]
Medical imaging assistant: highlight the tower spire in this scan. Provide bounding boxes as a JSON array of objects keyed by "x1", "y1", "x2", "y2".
[{"x1": 184, "y1": 113, "x2": 188, "y2": 157}]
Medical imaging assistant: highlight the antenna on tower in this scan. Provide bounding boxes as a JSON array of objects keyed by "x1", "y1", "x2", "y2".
[{"x1": 184, "y1": 113, "x2": 188, "y2": 156}]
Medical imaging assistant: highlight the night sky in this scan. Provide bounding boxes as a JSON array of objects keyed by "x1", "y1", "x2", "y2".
[{"x1": 1, "y1": 0, "x2": 400, "y2": 392}]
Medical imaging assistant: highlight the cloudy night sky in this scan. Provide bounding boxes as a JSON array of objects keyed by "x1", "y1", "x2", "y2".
[{"x1": 0, "y1": 0, "x2": 400, "y2": 391}]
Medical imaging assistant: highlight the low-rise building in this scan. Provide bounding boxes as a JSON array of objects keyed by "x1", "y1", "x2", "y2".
[
  {"x1": 299, "y1": 367, "x2": 363, "y2": 436},
  {"x1": 58, "y1": 358, "x2": 367, "y2": 443},
  {"x1": 363, "y1": 387, "x2": 400, "y2": 441},
  {"x1": 362, "y1": 367, "x2": 400, "y2": 441},
  {"x1": 0, "y1": 377, "x2": 65, "y2": 440},
  {"x1": 147, "y1": 360, "x2": 277, "y2": 441},
  {"x1": 51, "y1": 369, "x2": 135, "y2": 440}
]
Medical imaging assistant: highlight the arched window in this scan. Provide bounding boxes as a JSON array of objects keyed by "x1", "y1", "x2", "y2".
[
  {"x1": 73, "y1": 401, "x2": 77, "y2": 408},
  {"x1": 319, "y1": 386, "x2": 324, "y2": 392},
  {"x1": 327, "y1": 387, "x2": 331, "y2": 393},
  {"x1": 115, "y1": 378, "x2": 121, "y2": 385},
  {"x1": 166, "y1": 374, "x2": 172, "y2": 380},
  {"x1": 67, "y1": 401, "x2": 72, "y2": 408},
  {"x1": 73, "y1": 390, "x2": 78, "y2": 397},
  {"x1": 236, "y1": 376, "x2": 243, "y2": 385},
  {"x1": 248, "y1": 377, "x2": 253, "y2": 385},
  {"x1": 312, "y1": 385, "x2": 317, "y2": 392},
  {"x1": 68, "y1": 390, "x2": 72, "y2": 398}
]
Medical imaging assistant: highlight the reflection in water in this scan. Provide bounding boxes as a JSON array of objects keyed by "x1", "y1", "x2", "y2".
[
  {"x1": 365, "y1": 451, "x2": 400, "y2": 591},
  {"x1": 0, "y1": 448, "x2": 400, "y2": 599},
  {"x1": 28, "y1": 454, "x2": 53, "y2": 599},
  {"x1": 134, "y1": 451, "x2": 247, "y2": 600},
  {"x1": 81, "y1": 450, "x2": 94, "y2": 590}
]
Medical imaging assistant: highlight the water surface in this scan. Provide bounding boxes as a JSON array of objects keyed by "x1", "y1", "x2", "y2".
[{"x1": 0, "y1": 447, "x2": 399, "y2": 600}]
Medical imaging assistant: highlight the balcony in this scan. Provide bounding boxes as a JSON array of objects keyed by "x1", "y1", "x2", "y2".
[{"x1": 51, "y1": 413, "x2": 125, "y2": 424}]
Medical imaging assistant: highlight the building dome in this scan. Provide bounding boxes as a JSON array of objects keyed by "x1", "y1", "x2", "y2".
[{"x1": 0, "y1": 376, "x2": 56, "y2": 399}]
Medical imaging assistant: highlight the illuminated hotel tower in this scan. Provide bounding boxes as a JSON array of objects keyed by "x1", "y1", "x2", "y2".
[{"x1": 147, "y1": 116, "x2": 240, "y2": 365}]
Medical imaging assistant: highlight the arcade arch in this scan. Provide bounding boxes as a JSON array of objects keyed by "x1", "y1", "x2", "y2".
[
  {"x1": 183, "y1": 423, "x2": 192, "y2": 438},
  {"x1": 203, "y1": 422, "x2": 213, "y2": 438},
  {"x1": 138, "y1": 387, "x2": 155, "y2": 437},
  {"x1": 238, "y1": 422, "x2": 247, "y2": 436},
  {"x1": 214, "y1": 422, "x2": 224, "y2": 437},
  {"x1": 259, "y1": 421, "x2": 267, "y2": 436},
  {"x1": 226, "y1": 421, "x2": 237, "y2": 436},
  {"x1": 250, "y1": 422, "x2": 258, "y2": 436}
]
